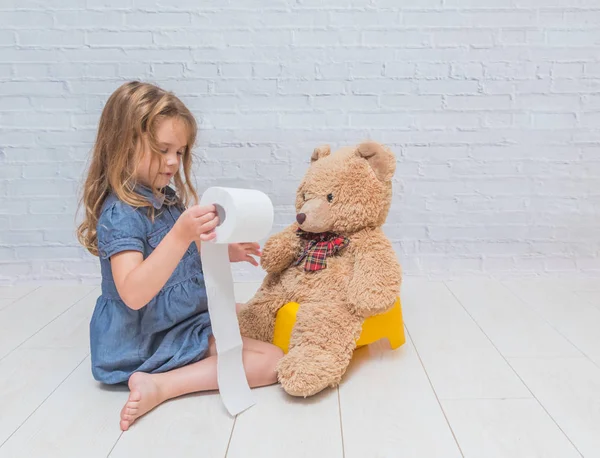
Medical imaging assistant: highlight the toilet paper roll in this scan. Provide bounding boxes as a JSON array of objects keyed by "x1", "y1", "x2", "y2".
[{"x1": 199, "y1": 187, "x2": 274, "y2": 416}]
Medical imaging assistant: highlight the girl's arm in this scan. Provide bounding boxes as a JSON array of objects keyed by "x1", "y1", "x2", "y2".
[{"x1": 112, "y1": 205, "x2": 218, "y2": 310}]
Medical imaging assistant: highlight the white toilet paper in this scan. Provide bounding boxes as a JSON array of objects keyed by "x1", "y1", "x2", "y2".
[{"x1": 199, "y1": 187, "x2": 274, "y2": 416}]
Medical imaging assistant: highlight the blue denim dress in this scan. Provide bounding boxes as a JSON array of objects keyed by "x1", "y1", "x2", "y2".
[{"x1": 90, "y1": 185, "x2": 212, "y2": 384}]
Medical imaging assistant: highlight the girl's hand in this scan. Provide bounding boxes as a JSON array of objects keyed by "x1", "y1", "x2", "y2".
[
  {"x1": 175, "y1": 204, "x2": 219, "y2": 243},
  {"x1": 228, "y1": 242, "x2": 261, "y2": 266}
]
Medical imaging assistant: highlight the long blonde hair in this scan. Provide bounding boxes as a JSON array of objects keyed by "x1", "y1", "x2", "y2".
[{"x1": 77, "y1": 81, "x2": 198, "y2": 256}]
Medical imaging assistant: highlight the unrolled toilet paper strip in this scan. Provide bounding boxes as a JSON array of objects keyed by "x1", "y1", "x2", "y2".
[{"x1": 199, "y1": 187, "x2": 274, "y2": 416}]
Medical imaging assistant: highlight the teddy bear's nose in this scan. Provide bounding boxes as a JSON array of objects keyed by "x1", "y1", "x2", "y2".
[{"x1": 296, "y1": 213, "x2": 306, "y2": 224}]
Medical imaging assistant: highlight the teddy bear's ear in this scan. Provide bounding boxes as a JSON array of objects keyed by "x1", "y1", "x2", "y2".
[
  {"x1": 310, "y1": 144, "x2": 331, "y2": 163},
  {"x1": 356, "y1": 141, "x2": 396, "y2": 182}
]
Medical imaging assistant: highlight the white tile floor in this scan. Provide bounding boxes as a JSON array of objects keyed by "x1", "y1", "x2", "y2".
[{"x1": 0, "y1": 277, "x2": 599, "y2": 457}]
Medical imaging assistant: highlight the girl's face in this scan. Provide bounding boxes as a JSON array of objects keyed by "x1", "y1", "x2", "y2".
[{"x1": 136, "y1": 117, "x2": 188, "y2": 189}]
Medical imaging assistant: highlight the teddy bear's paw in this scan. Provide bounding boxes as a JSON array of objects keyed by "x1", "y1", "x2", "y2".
[{"x1": 276, "y1": 345, "x2": 343, "y2": 397}]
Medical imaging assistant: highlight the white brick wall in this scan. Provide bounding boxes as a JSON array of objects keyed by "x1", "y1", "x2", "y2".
[{"x1": 1, "y1": 0, "x2": 600, "y2": 283}]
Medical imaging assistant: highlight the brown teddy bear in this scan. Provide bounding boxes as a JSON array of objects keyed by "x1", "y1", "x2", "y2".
[{"x1": 238, "y1": 141, "x2": 402, "y2": 397}]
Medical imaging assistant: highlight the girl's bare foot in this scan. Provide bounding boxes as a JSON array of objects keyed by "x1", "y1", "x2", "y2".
[
  {"x1": 120, "y1": 372, "x2": 163, "y2": 431},
  {"x1": 118, "y1": 335, "x2": 280, "y2": 431}
]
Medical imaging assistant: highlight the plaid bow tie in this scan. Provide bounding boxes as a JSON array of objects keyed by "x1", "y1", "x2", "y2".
[{"x1": 293, "y1": 229, "x2": 349, "y2": 272}]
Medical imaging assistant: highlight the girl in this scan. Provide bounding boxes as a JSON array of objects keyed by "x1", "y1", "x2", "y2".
[{"x1": 77, "y1": 81, "x2": 283, "y2": 431}]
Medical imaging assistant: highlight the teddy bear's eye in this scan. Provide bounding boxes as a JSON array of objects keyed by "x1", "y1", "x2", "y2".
[{"x1": 327, "y1": 193, "x2": 334, "y2": 203}]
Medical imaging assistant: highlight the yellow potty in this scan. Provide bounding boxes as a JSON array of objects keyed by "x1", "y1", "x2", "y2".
[{"x1": 272, "y1": 297, "x2": 405, "y2": 354}]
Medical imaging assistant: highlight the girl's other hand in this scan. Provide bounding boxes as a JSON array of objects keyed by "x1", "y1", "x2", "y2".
[{"x1": 228, "y1": 242, "x2": 261, "y2": 266}]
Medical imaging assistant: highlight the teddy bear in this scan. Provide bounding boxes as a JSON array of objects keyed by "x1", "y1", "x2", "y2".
[{"x1": 238, "y1": 141, "x2": 402, "y2": 397}]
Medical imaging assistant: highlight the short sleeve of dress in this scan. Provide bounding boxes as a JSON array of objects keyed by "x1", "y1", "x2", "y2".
[{"x1": 97, "y1": 201, "x2": 146, "y2": 260}]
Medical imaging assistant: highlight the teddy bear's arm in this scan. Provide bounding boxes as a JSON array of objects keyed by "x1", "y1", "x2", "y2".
[
  {"x1": 260, "y1": 223, "x2": 303, "y2": 274},
  {"x1": 348, "y1": 234, "x2": 401, "y2": 317}
]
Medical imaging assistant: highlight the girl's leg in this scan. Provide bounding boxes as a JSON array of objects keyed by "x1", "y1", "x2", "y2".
[{"x1": 120, "y1": 335, "x2": 283, "y2": 431}]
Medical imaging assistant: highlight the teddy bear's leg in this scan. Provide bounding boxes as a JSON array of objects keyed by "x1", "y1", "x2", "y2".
[
  {"x1": 238, "y1": 275, "x2": 288, "y2": 343},
  {"x1": 276, "y1": 301, "x2": 363, "y2": 397}
]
